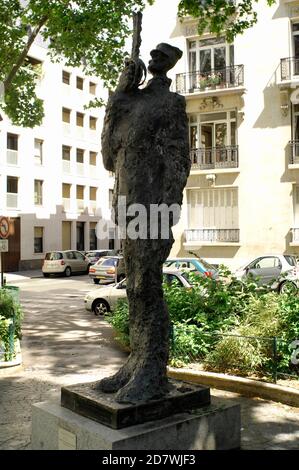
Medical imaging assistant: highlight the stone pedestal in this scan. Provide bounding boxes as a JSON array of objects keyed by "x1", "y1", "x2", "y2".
[{"x1": 31, "y1": 397, "x2": 241, "y2": 450}]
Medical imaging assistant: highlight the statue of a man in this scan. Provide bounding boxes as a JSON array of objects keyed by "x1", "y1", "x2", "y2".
[{"x1": 99, "y1": 43, "x2": 190, "y2": 403}]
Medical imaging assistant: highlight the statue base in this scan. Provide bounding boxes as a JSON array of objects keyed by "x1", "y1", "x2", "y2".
[
  {"x1": 31, "y1": 397, "x2": 241, "y2": 450},
  {"x1": 60, "y1": 379, "x2": 210, "y2": 429},
  {"x1": 31, "y1": 380, "x2": 241, "y2": 450}
]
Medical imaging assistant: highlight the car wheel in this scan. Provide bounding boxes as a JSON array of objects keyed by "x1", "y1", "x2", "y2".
[
  {"x1": 92, "y1": 299, "x2": 110, "y2": 316},
  {"x1": 64, "y1": 266, "x2": 72, "y2": 277},
  {"x1": 43, "y1": 273, "x2": 50, "y2": 278},
  {"x1": 117, "y1": 274, "x2": 125, "y2": 283},
  {"x1": 279, "y1": 281, "x2": 297, "y2": 294},
  {"x1": 93, "y1": 279, "x2": 100, "y2": 285}
]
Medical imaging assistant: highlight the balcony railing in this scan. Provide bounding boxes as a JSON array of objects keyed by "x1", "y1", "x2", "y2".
[
  {"x1": 281, "y1": 57, "x2": 299, "y2": 81},
  {"x1": 6, "y1": 193, "x2": 18, "y2": 208},
  {"x1": 7, "y1": 150, "x2": 18, "y2": 165},
  {"x1": 89, "y1": 201, "x2": 97, "y2": 215},
  {"x1": 292, "y1": 228, "x2": 299, "y2": 243},
  {"x1": 185, "y1": 228, "x2": 240, "y2": 243},
  {"x1": 77, "y1": 199, "x2": 84, "y2": 213},
  {"x1": 76, "y1": 162, "x2": 84, "y2": 176},
  {"x1": 190, "y1": 146, "x2": 238, "y2": 170},
  {"x1": 62, "y1": 197, "x2": 71, "y2": 212},
  {"x1": 289, "y1": 140, "x2": 299, "y2": 164},
  {"x1": 62, "y1": 160, "x2": 71, "y2": 174},
  {"x1": 176, "y1": 65, "x2": 244, "y2": 94}
]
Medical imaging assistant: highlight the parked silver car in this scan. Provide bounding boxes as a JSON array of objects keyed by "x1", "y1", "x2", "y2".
[
  {"x1": 42, "y1": 250, "x2": 90, "y2": 277},
  {"x1": 234, "y1": 254, "x2": 299, "y2": 293},
  {"x1": 84, "y1": 269, "x2": 193, "y2": 315},
  {"x1": 88, "y1": 256, "x2": 126, "y2": 284}
]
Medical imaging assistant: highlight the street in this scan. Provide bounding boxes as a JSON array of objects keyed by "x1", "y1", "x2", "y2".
[
  {"x1": 0, "y1": 274, "x2": 128, "y2": 450},
  {"x1": 2, "y1": 274, "x2": 299, "y2": 450}
]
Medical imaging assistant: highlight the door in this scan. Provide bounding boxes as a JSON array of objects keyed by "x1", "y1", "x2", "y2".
[
  {"x1": 62, "y1": 221, "x2": 71, "y2": 251},
  {"x1": 246, "y1": 256, "x2": 282, "y2": 286},
  {"x1": 74, "y1": 250, "x2": 87, "y2": 271},
  {"x1": 2, "y1": 217, "x2": 20, "y2": 272},
  {"x1": 76, "y1": 222, "x2": 85, "y2": 251}
]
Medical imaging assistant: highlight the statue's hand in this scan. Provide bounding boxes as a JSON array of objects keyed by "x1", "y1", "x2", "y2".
[{"x1": 116, "y1": 58, "x2": 145, "y2": 93}]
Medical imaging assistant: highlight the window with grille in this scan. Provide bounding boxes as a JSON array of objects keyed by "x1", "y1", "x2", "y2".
[{"x1": 7, "y1": 133, "x2": 18, "y2": 150}]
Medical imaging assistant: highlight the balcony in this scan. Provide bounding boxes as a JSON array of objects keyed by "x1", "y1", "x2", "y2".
[
  {"x1": 184, "y1": 228, "x2": 240, "y2": 245},
  {"x1": 291, "y1": 228, "x2": 299, "y2": 245},
  {"x1": 190, "y1": 146, "x2": 239, "y2": 171},
  {"x1": 77, "y1": 199, "x2": 84, "y2": 213},
  {"x1": 289, "y1": 141, "x2": 299, "y2": 166},
  {"x1": 280, "y1": 57, "x2": 299, "y2": 83},
  {"x1": 62, "y1": 160, "x2": 71, "y2": 174},
  {"x1": 76, "y1": 162, "x2": 85, "y2": 177},
  {"x1": 176, "y1": 65, "x2": 244, "y2": 95},
  {"x1": 6, "y1": 193, "x2": 18, "y2": 208},
  {"x1": 62, "y1": 198, "x2": 71, "y2": 212},
  {"x1": 7, "y1": 150, "x2": 18, "y2": 165},
  {"x1": 89, "y1": 201, "x2": 97, "y2": 215}
]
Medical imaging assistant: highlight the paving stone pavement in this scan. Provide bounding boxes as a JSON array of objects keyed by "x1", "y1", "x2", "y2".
[{"x1": 1, "y1": 277, "x2": 299, "y2": 450}]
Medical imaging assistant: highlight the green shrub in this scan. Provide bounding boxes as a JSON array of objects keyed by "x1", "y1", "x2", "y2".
[
  {"x1": 0, "y1": 289, "x2": 23, "y2": 361},
  {"x1": 107, "y1": 299, "x2": 130, "y2": 347}
]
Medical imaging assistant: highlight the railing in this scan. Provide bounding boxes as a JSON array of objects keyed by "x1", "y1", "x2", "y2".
[
  {"x1": 292, "y1": 228, "x2": 299, "y2": 242},
  {"x1": 176, "y1": 65, "x2": 244, "y2": 94},
  {"x1": 190, "y1": 146, "x2": 238, "y2": 170},
  {"x1": 77, "y1": 199, "x2": 84, "y2": 213},
  {"x1": 62, "y1": 198, "x2": 71, "y2": 212},
  {"x1": 7, "y1": 150, "x2": 18, "y2": 165},
  {"x1": 76, "y1": 162, "x2": 84, "y2": 176},
  {"x1": 185, "y1": 228, "x2": 240, "y2": 243},
  {"x1": 89, "y1": 201, "x2": 97, "y2": 215},
  {"x1": 6, "y1": 193, "x2": 18, "y2": 208},
  {"x1": 289, "y1": 140, "x2": 299, "y2": 164},
  {"x1": 281, "y1": 57, "x2": 299, "y2": 81},
  {"x1": 62, "y1": 160, "x2": 71, "y2": 174}
]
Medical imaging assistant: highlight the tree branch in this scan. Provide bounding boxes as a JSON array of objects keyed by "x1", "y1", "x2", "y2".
[{"x1": 4, "y1": 15, "x2": 48, "y2": 92}]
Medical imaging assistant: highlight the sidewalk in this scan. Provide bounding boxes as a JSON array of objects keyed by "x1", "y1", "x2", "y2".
[{"x1": 3, "y1": 270, "x2": 43, "y2": 284}]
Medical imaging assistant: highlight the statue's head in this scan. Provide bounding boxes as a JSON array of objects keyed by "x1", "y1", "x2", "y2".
[{"x1": 148, "y1": 43, "x2": 183, "y2": 76}]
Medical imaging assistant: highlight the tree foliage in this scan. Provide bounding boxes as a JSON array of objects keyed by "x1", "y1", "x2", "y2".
[
  {"x1": 0, "y1": 0, "x2": 274, "y2": 127},
  {"x1": 0, "y1": 0, "x2": 153, "y2": 127}
]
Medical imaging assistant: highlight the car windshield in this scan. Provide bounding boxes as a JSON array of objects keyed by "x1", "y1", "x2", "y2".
[
  {"x1": 284, "y1": 255, "x2": 298, "y2": 267},
  {"x1": 100, "y1": 258, "x2": 117, "y2": 267},
  {"x1": 86, "y1": 251, "x2": 98, "y2": 258},
  {"x1": 45, "y1": 252, "x2": 63, "y2": 260}
]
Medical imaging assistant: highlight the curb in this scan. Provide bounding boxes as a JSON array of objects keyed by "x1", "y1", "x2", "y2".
[
  {"x1": 167, "y1": 367, "x2": 299, "y2": 408},
  {"x1": 0, "y1": 352, "x2": 22, "y2": 374}
]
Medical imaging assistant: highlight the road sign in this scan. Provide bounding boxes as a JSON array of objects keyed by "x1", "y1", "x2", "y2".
[
  {"x1": 0, "y1": 217, "x2": 10, "y2": 239},
  {"x1": 0, "y1": 239, "x2": 8, "y2": 252}
]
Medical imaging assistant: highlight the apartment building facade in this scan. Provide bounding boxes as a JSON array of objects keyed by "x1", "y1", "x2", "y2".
[
  {"x1": 150, "y1": 0, "x2": 299, "y2": 269},
  {"x1": 0, "y1": 39, "x2": 116, "y2": 271}
]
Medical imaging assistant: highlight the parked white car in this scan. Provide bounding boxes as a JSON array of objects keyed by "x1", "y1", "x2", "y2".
[
  {"x1": 42, "y1": 250, "x2": 90, "y2": 277},
  {"x1": 234, "y1": 254, "x2": 299, "y2": 293},
  {"x1": 84, "y1": 269, "x2": 192, "y2": 315}
]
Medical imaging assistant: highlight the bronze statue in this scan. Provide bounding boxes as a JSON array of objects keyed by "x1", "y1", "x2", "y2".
[{"x1": 99, "y1": 17, "x2": 190, "y2": 403}]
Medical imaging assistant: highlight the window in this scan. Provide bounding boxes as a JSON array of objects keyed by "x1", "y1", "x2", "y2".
[
  {"x1": 34, "y1": 180, "x2": 43, "y2": 205},
  {"x1": 189, "y1": 111, "x2": 237, "y2": 150},
  {"x1": 252, "y1": 257, "x2": 282, "y2": 270},
  {"x1": 76, "y1": 112, "x2": 84, "y2": 127},
  {"x1": 62, "y1": 145, "x2": 71, "y2": 160},
  {"x1": 34, "y1": 227, "x2": 44, "y2": 253},
  {"x1": 89, "y1": 151, "x2": 97, "y2": 166},
  {"x1": 188, "y1": 38, "x2": 234, "y2": 74},
  {"x1": 76, "y1": 185, "x2": 84, "y2": 200},
  {"x1": 76, "y1": 148, "x2": 84, "y2": 163},
  {"x1": 89, "y1": 116, "x2": 97, "y2": 130},
  {"x1": 188, "y1": 188, "x2": 239, "y2": 229},
  {"x1": 34, "y1": 139, "x2": 43, "y2": 165},
  {"x1": 76, "y1": 76, "x2": 84, "y2": 90},
  {"x1": 89, "y1": 82, "x2": 96, "y2": 95},
  {"x1": 7, "y1": 176, "x2": 18, "y2": 208},
  {"x1": 74, "y1": 251, "x2": 85, "y2": 260},
  {"x1": 62, "y1": 70, "x2": 70, "y2": 85},
  {"x1": 7, "y1": 176, "x2": 18, "y2": 194},
  {"x1": 7, "y1": 133, "x2": 18, "y2": 150},
  {"x1": 90, "y1": 187, "x2": 97, "y2": 201},
  {"x1": 62, "y1": 107, "x2": 71, "y2": 123},
  {"x1": 62, "y1": 183, "x2": 71, "y2": 198}
]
